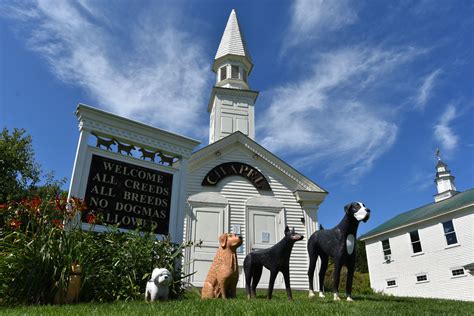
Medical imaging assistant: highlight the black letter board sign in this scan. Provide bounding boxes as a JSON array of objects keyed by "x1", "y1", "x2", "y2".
[{"x1": 83, "y1": 154, "x2": 173, "y2": 234}]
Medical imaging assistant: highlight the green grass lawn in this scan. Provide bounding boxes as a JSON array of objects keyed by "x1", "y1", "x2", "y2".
[{"x1": 1, "y1": 290, "x2": 473, "y2": 315}]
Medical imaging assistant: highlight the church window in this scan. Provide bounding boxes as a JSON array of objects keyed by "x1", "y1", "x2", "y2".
[
  {"x1": 220, "y1": 66, "x2": 227, "y2": 81},
  {"x1": 382, "y1": 239, "x2": 391, "y2": 262},
  {"x1": 409, "y1": 230, "x2": 422, "y2": 254},
  {"x1": 451, "y1": 268, "x2": 465, "y2": 277},
  {"x1": 416, "y1": 274, "x2": 428, "y2": 283},
  {"x1": 386, "y1": 279, "x2": 397, "y2": 287},
  {"x1": 243, "y1": 69, "x2": 247, "y2": 82},
  {"x1": 231, "y1": 65, "x2": 239, "y2": 79},
  {"x1": 442, "y1": 220, "x2": 458, "y2": 245}
]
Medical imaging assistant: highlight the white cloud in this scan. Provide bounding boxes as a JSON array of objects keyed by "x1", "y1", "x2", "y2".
[
  {"x1": 258, "y1": 46, "x2": 425, "y2": 182},
  {"x1": 415, "y1": 68, "x2": 442, "y2": 109},
  {"x1": 434, "y1": 105, "x2": 458, "y2": 153},
  {"x1": 4, "y1": 0, "x2": 210, "y2": 138},
  {"x1": 408, "y1": 170, "x2": 434, "y2": 191},
  {"x1": 286, "y1": 0, "x2": 357, "y2": 48}
]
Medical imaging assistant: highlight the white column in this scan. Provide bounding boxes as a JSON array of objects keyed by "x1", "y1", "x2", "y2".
[
  {"x1": 302, "y1": 203, "x2": 321, "y2": 291},
  {"x1": 68, "y1": 128, "x2": 90, "y2": 199},
  {"x1": 172, "y1": 157, "x2": 189, "y2": 244},
  {"x1": 67, "y1": 128, "x2": 90, "y2": 229}
]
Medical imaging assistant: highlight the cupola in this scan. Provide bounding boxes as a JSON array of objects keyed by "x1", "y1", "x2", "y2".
[{"x1": 434, "y1": 149, "x2": 458, "y2": 202}]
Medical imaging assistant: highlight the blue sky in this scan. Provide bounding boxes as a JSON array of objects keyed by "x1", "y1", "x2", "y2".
[{"x1": 1, "y1": 0, "x2": 473, "y2": 235}]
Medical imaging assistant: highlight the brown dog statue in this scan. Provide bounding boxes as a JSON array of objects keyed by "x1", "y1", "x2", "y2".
[
  {"x1": 54, "y1": 262, "x2": 81, "y2": 304},
  {"x1": 201, "y1": 233, "x2": 243, "y2": 299}
]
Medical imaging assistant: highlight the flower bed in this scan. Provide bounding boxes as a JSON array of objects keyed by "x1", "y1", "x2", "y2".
[{"x1": 0, "y1": 196, "x2": 191, "y2": 305}]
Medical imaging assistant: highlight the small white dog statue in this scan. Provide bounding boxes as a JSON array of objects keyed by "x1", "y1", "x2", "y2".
[{"x1": 145, "y1": 268, "x2": 172, "y2": 302}]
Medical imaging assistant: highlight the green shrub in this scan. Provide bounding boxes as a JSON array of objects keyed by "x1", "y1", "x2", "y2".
[
  {"x1": 322, "y1": 263, "x2": 374, "y2": 295},
  {"x1": 0, "y1": 196, "x2": 192, "y2": 305},
  {"x1": 77, "y1": 228, "x2": 192, "y2": 302}
]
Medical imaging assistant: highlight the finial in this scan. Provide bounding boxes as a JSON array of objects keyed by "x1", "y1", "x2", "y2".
[{"x1": 435, "y1": 148, "x2": 441, "y2": 161}]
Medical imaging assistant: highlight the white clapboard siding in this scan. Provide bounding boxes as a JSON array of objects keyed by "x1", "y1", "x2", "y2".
[
  {"x1": 365, "y1": 208, "x2": 474, "y2": 301},
  {"x1": 184, "y1": 143, "x2": 314, "y2": 290}
]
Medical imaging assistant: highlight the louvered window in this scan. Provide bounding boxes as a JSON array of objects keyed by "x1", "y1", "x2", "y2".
[
  {"x1": 220, "y1": 66, "x2": 227, "y2": 81},
  {"x1": 231, "y1": 65, "x2": 239, "y2": 79}
]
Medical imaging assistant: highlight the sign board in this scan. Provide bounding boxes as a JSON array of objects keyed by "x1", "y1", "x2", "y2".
[
  {"x1": 68, "y1": 104, "x2": 199, "y2": 242},
  {"x1": 201, "y1": 162, "x2": 271, "y2": 191},
  {"x1": 84, "y1": 154, "x2": 173, "y2": 234}
]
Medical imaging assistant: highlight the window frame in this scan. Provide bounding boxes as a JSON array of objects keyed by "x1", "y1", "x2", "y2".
[
  {"x1": 409, "y1": 230, "x2": 423, "y2": 254},
  {"x1": 382, "y1": 239, "x2": 392, "y2": 262},
  {"x1": 231, "y1": 65, "x2": 240, "y2": 79},
  {"x1": 220, "y1": 66, "x2": 227, "y2": 81},
  {"x1": 451, "y1": 267, "x2": 466, "y2": 278},
  {"x1": 442, "y1": 220, "x2": 458, "y2": 246},
  {"x1": 415, "y1": 273, "x2": 429, "y2": 284},
  {"x1": 386, "y1": 279, "x2": 397, "y2": 288}
]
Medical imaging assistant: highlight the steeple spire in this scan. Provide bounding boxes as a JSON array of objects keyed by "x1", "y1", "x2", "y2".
[
  {"x1": 434, "y1": 149, "x2": 458, "y2": 202},
  {"x1": 207, "y1": 9, "x2": 258, "y2": 144},
  {"x1": 214, "y1": 9, "x2": 253, "y2": 75}
]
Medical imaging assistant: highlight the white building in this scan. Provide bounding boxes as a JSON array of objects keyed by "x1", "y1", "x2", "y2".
[
  {"x1": 183, "y1": 10, "x2": 328, "y2": 290},
  {"x1": 360, "y1": 156, "x2": 474, "y2": 301}
]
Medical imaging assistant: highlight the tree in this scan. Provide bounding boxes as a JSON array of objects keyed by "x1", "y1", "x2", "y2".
[
  {"x1": 355, "y1": 239, "x2": 368, "y2": 273},
  {"x1": 0, "y1": 128, "x2": 41, "y2": 203}
]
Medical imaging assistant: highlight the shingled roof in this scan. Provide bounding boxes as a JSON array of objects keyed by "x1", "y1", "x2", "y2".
[
  {"x1": 360, "y1": 188, "x2": 474, "y2": 241},
  {"x1": 215, "y1": 9, "x2": 252, "y2": 63}
]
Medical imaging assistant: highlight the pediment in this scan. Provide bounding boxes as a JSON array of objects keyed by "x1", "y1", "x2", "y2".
[{"x1": 189, "y1": 132, "x2": 327, "y2": 194}]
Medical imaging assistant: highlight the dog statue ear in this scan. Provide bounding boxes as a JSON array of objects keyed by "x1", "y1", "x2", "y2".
[
  {"x1": 344, "y1": 203, "x2": 353, "y2": 214},
  {"x1": 219, "y1": 234, "x2": 228, "y2": 249},
  {"x1": 285, "y1": 226, "x2": 290, "y2": 233}
]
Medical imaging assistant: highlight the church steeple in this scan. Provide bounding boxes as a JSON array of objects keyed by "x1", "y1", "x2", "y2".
[
  {"x1": 434, "y1": 149, "x2": 458, "y2": 202},
  {"x1": 208, "y1": 9, "x2": 258, "y2": 144},
  {"x1": 213, "y1": 9, "x2": 253, "y2": 90}
]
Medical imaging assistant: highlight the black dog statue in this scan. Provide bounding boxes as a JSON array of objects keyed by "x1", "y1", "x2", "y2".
[
  {"x1": 307, "y1": 202, "x2": 370, "y2": 301},
  {"x1": 244, "y1": 226, "x2": 304, "y2": 300}
]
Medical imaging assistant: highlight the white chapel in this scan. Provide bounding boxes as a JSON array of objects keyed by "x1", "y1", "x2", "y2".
[
  {"x1": 183, "y1": 10, "x2": 328, "y2": 290},
  {"x1": 360, "y1": 154, "x2": 474, "y2": 301}
]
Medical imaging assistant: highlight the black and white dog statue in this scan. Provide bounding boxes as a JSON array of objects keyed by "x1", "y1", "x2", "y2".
[
  {"x1": 307, "y1": 202, "x2": 370, "y2": 301},
  {"x1": 244, "y1": 226, "x2": 304, "y2": 300}
]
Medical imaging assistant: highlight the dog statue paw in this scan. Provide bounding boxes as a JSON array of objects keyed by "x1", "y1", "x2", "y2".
[
  {"x1": 319, "y1": 291, "x2": 325, "y2": 298},
  {"x1": 334, "y1": 293, "x2": 341, "y2": 301},
  {"x1": 347, "y1": 296, "x2": 354, "y2": 302},
  {"x1": 145, "y1": 268, "x2": 172, "y2": 302},
  {"x1": 308, "y1": 290, "x2": 316, "y2": 298}
]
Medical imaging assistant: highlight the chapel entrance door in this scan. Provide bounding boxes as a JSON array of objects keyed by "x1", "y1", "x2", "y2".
[
  {"x1": 247, "y1": 206, "x2": 284, "y2": 289},
  {"x1": 189, "y1": 206, "x2": 227, "y2": 287}
]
